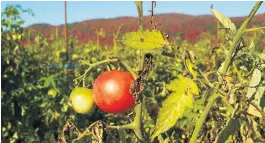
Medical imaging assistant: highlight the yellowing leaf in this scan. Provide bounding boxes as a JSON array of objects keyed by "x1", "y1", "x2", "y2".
[
  {"x1": 185, "y1": 58, "x2": 197, "y2": 78},
  {"x1": 120, "y1": 30, "x2": 166, "y2": 50},
  {"x1": 165, "y1": 77, "x2": 199, "y2": 94},
  {"x1": 211, "y1": 8, "x2": 237, "y2": 34},
  {"x1": 184, "y1": 50, "x2": 197, "y2": 78},
  {"x1": 151, "y1": 77, "x2": 199, "y2": 139}
]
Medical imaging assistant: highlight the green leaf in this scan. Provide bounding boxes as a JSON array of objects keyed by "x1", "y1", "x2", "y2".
[
  {"x1": 249, "y1": 118, "x2": 262, "y2": 139},
  {"x1": 255, "y1": 86, "x2": 265, "y2": 101},
  {"x1": 151, "y1": 77, "x2": 199, "y2": 139},
  {"x1": 193, "y1": 97, "x2": 206, "y2": 111},
  {"x1": 120, "y1": 30, "x2": 166, "y2": 50},
  {"x1": 260, "y1": 96, "x2": 265, "y2": 111},
  {"x1": 247, "y1": 86, "x2": 265, "y2": 117},
  {"x1": 249, "y1": 41, "x2": 255, "y2": 51},
  {"x1": 214, "y1": 104, "x2": 240, "y2": 143},
  {"x1": 211, "y1": 8, "x2": 237, "y2": 34},
  {"x1": 246, "y1": 68, "x2": 261, "y2": 98},
  {"x1": 249, "y1": 68, "x2": 261, "y2": 87},
  {"x1": 184, "y1": 58, "x2": 197, "y2": 78}
]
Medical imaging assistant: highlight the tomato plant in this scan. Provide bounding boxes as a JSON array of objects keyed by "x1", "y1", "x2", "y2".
[
  {"x1": 70, "y1": 87, "x2": 95, "y2": 114},
  {"x1": 2, "y1": 2, "x2": 265, "y2": 143},
  {"x1": 93, "y1": 70, "x2": 135, "y2": 113}
]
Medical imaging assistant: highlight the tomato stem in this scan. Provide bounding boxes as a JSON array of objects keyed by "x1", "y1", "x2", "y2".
[
  {"x1": 120, "y1": 60, "x2": 138, "y2": 79},
  {"x1": 132, "y1": 103, "x2": 144, "y2": 141},
  {"x1": 74, "y1": 58, "x2": 138, "y2": 84},
  {"x1": 105, "y1": 103, "x2": 144, "y2": 141},
  {"x1": 189, "y1": 2, "x2": 263, "y2": 142},
  {"x1": 82, "y1": 77, "x2": 86, "y2": 87},
  {"x1": 74, "y1": 59, "x2": 119, "y2": 82},
  {"x1": 118, "y1": 123, "x2": 135, "y2": 130}
]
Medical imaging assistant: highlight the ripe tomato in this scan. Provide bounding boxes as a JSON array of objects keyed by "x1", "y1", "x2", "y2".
[
  {"x1": 93, "y1": 70, "x2": 135, "y2": 113},
  {"x1": 70, "y1": 87, "x2": 95, "y2": 114}
]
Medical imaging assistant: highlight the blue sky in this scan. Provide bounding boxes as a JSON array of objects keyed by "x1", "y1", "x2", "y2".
[{"x1": 1, "y1": 1, "x2": 265, "y2": 27}]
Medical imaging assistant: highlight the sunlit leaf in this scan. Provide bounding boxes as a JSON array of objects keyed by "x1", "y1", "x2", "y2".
[
  {"x1": 249, "y1": 68, "x2": 261, "y2": 87},
  {"x1": 249, "y1": 40, "x2": 255, "y2": 51},
  {"x1": 120, "y1": 30, "x2": 166, "y2": 50},
  {"x1": 246, "y1": 68, "x2": 261, "y2": 98},
  {"x1": 184, "y1": 52, "x2": 197, "y2": 78},
  {"x1": 211, "y1": 8, "x2": 237, "y2": 34},
  {"x1": 246, "y1": 68, "x2": 263, "y2": 117},
  {"x1": 151, "y1": 77, "x2": 199, "y2": 139},
  {"x1": 247, "y1": 104, "x2": 262, "y2": 117},
  {"x1": 247, "y1": 86, "x2": 265, "y2": 117}
]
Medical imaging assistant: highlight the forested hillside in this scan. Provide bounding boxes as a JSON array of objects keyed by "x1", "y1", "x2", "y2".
[{"x1": 25, "y1": 13, "x2": 265, "y2": 46}]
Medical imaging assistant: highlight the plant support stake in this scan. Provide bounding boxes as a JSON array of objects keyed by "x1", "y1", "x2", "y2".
[{"x1": 64, "y1": 1, "x2": 69, "y2": 61}]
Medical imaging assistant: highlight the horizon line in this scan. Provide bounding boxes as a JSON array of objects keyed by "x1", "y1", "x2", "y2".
[{"x1": 25, "y1": 12, "x2": 265, "y2": 28}]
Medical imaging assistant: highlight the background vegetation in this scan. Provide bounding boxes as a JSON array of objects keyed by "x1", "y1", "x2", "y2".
[{"x1": 1, "y1": 2, "x2": 265, "y2": 143}]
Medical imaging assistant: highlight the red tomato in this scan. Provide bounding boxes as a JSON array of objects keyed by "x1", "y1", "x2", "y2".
[{"x1": 93, "y1": 70, "x2": 135, "y2": 113}]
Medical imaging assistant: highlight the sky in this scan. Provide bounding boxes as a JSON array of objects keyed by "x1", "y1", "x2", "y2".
[{"x1": 1, "y1": 1, "x2": 265, "y2": 27}]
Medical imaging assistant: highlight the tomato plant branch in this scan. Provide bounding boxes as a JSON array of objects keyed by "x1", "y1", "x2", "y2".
[
  {"x1": 189, "y1": 91, "x2": 219, "y2": 143},
  {"x1": 74, "y1": 58, "x2": 138, "y2": 83},
  {"x1": 120, "y1": 103, "x2": 144, "y2": 141},
  {"x1": 120, "y1": 60, "x2": 138, "y2": 79},
  {"x1": 74, "y1": 59, "x2": 118, "y2": 81},
  {"x1": 198, "y1": 70, "x2": 234, "y2": 112},
  {"x1": 220, "y1": 1, "x2": 263, "y2": 74},
  {"x1": 132, "y1": 103, "x2": 144, "y2": 140},
  {"x1": 72, "y1": 130, "x2": 92, "y2": 143},
  {"x1": 105, "y1": 103, "x2": 144, "y2": 141},
  {"x1": 190, "y1": 2, "x2": 263, "y2": 142}
]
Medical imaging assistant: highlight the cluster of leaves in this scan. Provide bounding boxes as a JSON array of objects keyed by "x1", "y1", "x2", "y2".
[
  {"x1": 1, "y1": 5, "x2": 107, "y2": 142},
  {"x1": 2, "y1": 2, "x2": 265, "y2": 143}
]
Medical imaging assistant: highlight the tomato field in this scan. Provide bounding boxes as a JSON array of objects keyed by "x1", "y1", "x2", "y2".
[{"x1": 1, "y1": 1, "x2": 265, "y2": 143}]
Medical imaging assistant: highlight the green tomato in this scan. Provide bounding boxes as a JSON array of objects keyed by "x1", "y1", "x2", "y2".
[{"x1": 70, "y1": 87, "x2": 95, "y2": 114}]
